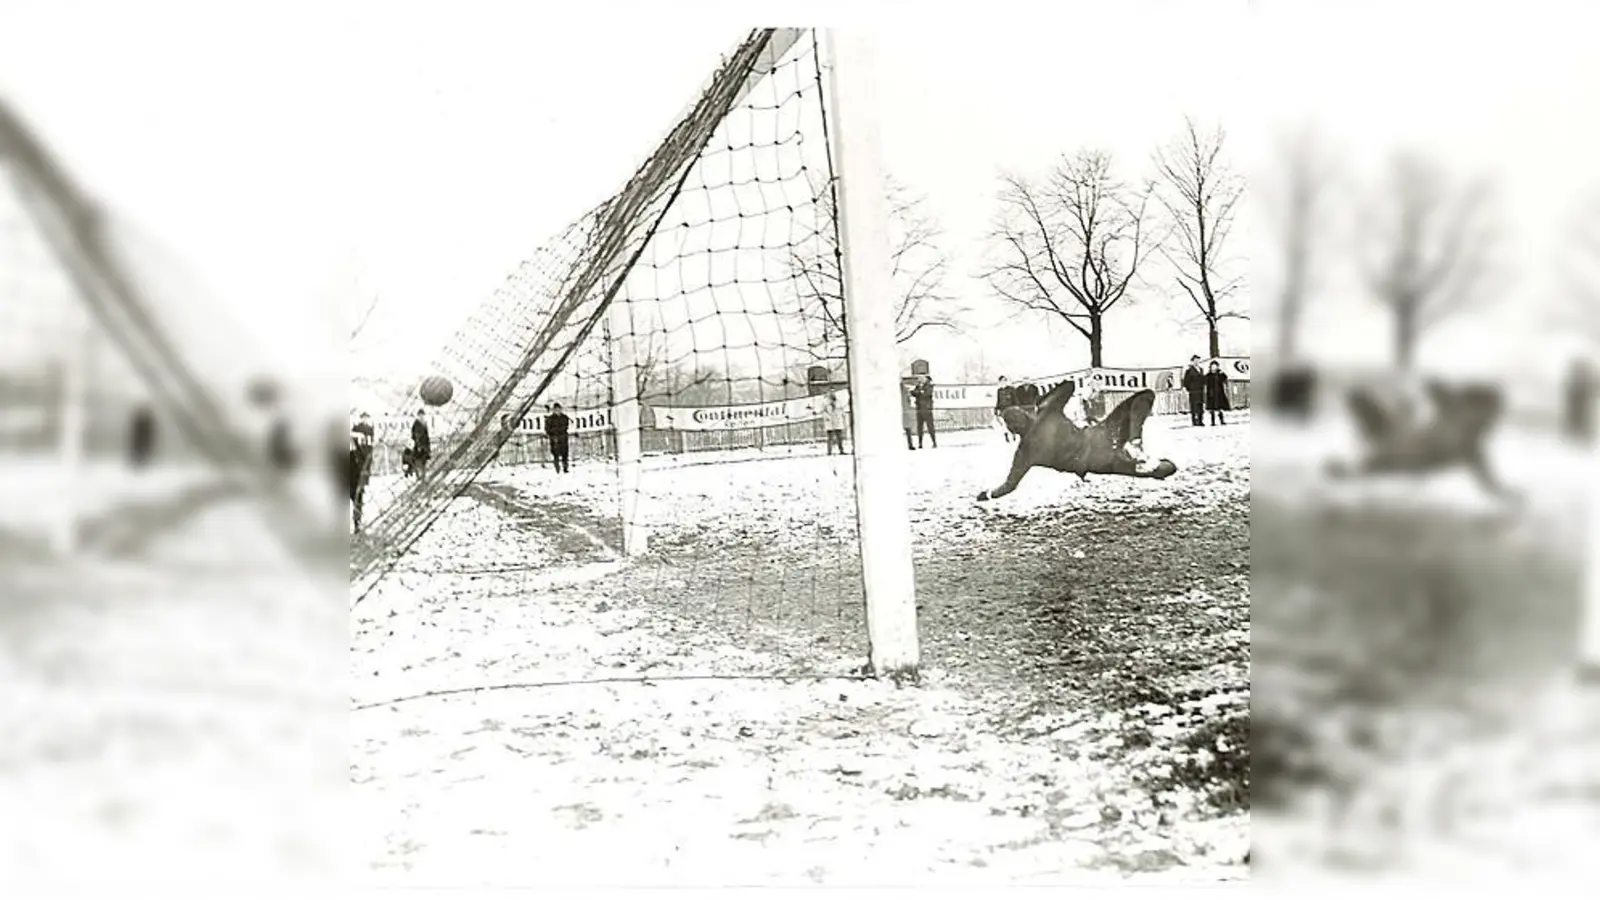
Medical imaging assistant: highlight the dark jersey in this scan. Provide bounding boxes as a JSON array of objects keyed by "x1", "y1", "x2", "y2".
[
  {"x1": 1182, "y1": 365, "x2": 1206, "y2": 394},
  {"x1": 1013, "y1": 382, "x2": 1042, "y2": 406},
  {"x1": 995, "y1": 384, "x2": 1017, "y2": 411},
  {"x1": 912, "y1": 381, "x2": 934, "y2": 412}
]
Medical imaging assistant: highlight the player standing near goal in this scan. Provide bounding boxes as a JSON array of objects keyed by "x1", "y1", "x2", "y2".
[
  {"x1": 994, "y1": 376, "x2": 1018, "y2": 443},
  {"x1": 545, "y1": 403, "x2": 572, "y2": 474},
  {"x1": 822, "y1": 392, "x2": 848, "y2": 455}
]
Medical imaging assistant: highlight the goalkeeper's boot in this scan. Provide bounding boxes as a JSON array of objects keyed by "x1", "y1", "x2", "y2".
[{"x1": 1124, "y1": 438, "x2": 1162, "y2": 476}]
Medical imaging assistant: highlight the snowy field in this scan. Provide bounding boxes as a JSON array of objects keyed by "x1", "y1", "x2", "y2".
[
  {"x1": 352, "y1": 413, "x2": 1251, "y2": 884},
  {"x1": 0, "y1": 454, "x2": 347, "y2": 563},
  {"x1": 1, "y1": 474, "x2": 347, "y2": 884},
  {"x1": 1250, "y1": 409, "x2": 1600, "y2": 875}
]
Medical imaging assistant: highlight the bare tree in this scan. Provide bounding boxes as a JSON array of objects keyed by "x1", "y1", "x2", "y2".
[
  {"x1": 573, "y1": 308, "x2": 717, "y2": 407},
  {"x1": 1153, "y1": 118, "x2": 1246, "y2": 359},
  {"x1": 787, "y1": 175, "x2": 959, "y2": 361},
  {"x1": 979, "y1": 150, "x2": 1155, "y2": 368},
  {"x1": 1259, "y1": 126, "x2": 1338, "y2": 361},
  {"x1": 629, "y1": 321, "x2": 717, "y2": 403},
  {"x1": 1363, "y1": 152, "x2": 1500, "y2": 369}
]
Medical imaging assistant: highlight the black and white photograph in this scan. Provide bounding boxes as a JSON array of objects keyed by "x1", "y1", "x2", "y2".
[
  {"x1": 339, "y1": 6, "x2": 1252, "y2": 886},
  {"x1": 5, "y1": 0, "x2": 1600, "y2": 891}
]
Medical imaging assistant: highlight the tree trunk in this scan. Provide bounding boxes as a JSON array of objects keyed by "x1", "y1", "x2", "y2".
[
  {"x1": 1089, "y1": 313, "x2": 1104, "y2": 368},
  {"x1": 1204, "y1": 281, "x2": 1222, "y2": 359}
]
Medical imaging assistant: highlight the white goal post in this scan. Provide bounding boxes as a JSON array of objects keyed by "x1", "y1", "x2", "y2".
[{"x1": 823, "y1": 29, "x2": 921, "y2": 677}]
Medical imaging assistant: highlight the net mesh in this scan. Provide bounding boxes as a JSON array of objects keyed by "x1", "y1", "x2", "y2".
[{"x1": 348, "y1": 29, "x2": 885, "y2": 670}]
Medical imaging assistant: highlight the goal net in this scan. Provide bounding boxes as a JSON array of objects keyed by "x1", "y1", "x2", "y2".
[{"x1": 349, "y1": 29, "x2": 911, "y2": 677}]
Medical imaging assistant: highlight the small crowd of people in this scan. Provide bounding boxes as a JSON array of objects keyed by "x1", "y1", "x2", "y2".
[
  {"x1": 345, "y1": 402, "x2": 580, "y2": 533},
  {"x1": 1180, "y1": 355, "x2": 1233, "y2": 426},
  {"x1": 346, "y1": 408, "x2": 431, "y2": 533}
]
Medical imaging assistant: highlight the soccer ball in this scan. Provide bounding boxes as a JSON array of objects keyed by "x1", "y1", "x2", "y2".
[{"x1": 418, "y1": 375, "x2": 454, "y2": 407}]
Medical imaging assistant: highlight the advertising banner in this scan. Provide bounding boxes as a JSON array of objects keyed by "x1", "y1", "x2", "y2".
[
  {"x1": 361, "y1": 356, "x2": 1250, "y2": 437},
  {"x1": 652, "y1": 392, "x2": 841, "y2": 432}
]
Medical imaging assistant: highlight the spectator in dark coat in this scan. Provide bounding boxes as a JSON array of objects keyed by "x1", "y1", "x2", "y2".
[
  {"x1": 1204, "y1": 361, "x2": 1232, "y2": 425},
  {"x1": 1012, "y1": 380, "x2": 1042, "y2": 410},
  {"x1": 994, "y1": 376, "x2": 1018, "y2": 443},
  {"x1": 1566, "y1": 357, "x2": 1595, "y2": 443},
  {"x1": 349, "y1": 412, "x2": 376, "y2": 533},
  {"x1": 127, "y1": 405, "x2": 156, "y2": 468},
  {"x1": 545, "y1": 403, "x2": 572, "y2": 473},
  {"x1": 1181, "y1": 355, "x2": 1207, "y2": 426},
  {"x1": 410, "y1": 408, "x2": 431, "y2": 477}
]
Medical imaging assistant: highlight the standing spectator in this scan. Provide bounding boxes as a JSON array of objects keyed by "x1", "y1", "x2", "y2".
[
  {"x1": 994, "y1": 376, "x2": 1018, "y2": 443},
  {"x1": 127, "y1": 405, "x2": 156, "y2": 468},
  {"x1": 900, "y1": 377, "x2": 918, "y2": 450},
  {"x1": 410, "y1": 408, "x2": 432, "y2": 478},
  {"x1": 912, "y1": 374, "x2": 938, "y2": 449},
  {"x1": 349, "y1": 411, "x2": 376, "y2": 533},
  {"x1": 822, "y1": 392, "x2": 849, "y2": 455},
  {"x1": 543, "y1": 404, "x2": 556, "y2": 468},
  {"x1": 1182, "y1": 355, "x2": 1207, "y2": 426},
  {"x1": 1566, "y1": 357, "x2": 1595, "y2": 443},
  {"x1": 545, "y1": 402, "x2": 572, "y2": 473},
  {"x1": 1013, "y1": 379, "x2": 1042, "y2": 412},
  {"x1": 1205, "y1": 360, "x2": 1232, "y2": 425}
]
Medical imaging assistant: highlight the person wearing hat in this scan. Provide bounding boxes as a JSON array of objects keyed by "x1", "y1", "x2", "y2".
[
  {"x1": 349, "y1": 411, "x2": 376, "y2": 533},
  {"x1": 1181, "y1": 355, "x2": 1207, "y2": 427}
]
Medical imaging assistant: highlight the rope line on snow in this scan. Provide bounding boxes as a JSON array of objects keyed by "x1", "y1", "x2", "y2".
[{"x1": 352, "y1": 670, "x2": 881, "y2": 712}]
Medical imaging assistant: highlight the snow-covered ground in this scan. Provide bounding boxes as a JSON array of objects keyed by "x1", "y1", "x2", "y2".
[
  {"x1": 1, "y1": 493, "x2": 347, "y2": 885},
  {"x1": 352, "y1": 413, "x2": 1252, "y2": 885},
  {"x1": 1250, "y1": 408, "x2": 1600, "y2": 876}
]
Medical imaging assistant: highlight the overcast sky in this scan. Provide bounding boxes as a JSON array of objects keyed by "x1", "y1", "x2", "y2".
[
  {"x1": 1, "y1": 0, "x2": 1592, "y2": 402},
  {"x1": 0, "y1": 0, "x2": 1252, "y2": 398}
]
